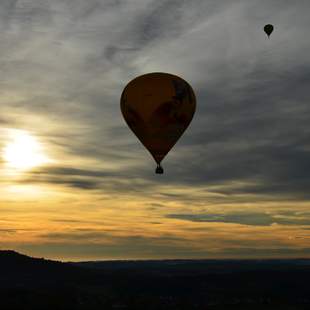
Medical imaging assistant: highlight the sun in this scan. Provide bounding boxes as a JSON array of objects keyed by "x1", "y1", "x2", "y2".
[{"x1": 2, "y1": 130, "x2": 49, "y2": 170}]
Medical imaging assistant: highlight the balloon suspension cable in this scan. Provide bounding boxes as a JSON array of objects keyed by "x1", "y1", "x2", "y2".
[{"x1": 155, "y1": 163, "x2": 164, "y2": 174}]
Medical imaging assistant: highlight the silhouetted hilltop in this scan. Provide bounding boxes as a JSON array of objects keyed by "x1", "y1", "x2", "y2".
[
  {"x1": 0, "y1": 250, "x2": 52, "y2": 266},
  {"x1": 0, "y1": 250, "x2": 91, "y2": 289},
  {"x1": 1, "y1": 251, "x2": 310, "y2": 309},
  {"x1": 0, "y1": 250, "x2": 106, "y2": 309}
]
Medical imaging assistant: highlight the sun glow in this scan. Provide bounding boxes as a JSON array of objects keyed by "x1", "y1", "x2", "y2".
[{"x1": 3, "y1": 130, "x2": 49, "y2": 170}]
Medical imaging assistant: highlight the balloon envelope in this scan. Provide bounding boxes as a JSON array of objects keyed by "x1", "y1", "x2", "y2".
[
  {"x1": 120, "y1": 72, "x2": 196, "y2": 168},
  {"x1": 264, "y1": 24, "x2": 274, "y2": 37}
]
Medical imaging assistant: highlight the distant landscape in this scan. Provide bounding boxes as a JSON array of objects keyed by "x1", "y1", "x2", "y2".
[{"x1": 1, "y1": 250, "x2": 310, "y2": 309}]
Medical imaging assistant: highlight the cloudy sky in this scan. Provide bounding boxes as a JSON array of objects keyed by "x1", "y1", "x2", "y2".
[{"x1": 0, "y1": 0, "x2": 309, "y2": 261}]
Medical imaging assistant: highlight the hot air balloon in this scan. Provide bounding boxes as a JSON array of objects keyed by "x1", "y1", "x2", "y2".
[
  {"x1": 264, "y1": 24, "x2": 274, "y2": 38},
  {"x1": 120, "y1": 72, "x2": 196, "y2": 174}
]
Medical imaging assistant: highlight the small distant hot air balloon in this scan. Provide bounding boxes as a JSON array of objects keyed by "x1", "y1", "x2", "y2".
[
  {"x1": 121, "y1": 72, "x2": 196, "y2": 174},
  {"x1": 264, "y1": 24, "x2": 274, "y2": 38}
]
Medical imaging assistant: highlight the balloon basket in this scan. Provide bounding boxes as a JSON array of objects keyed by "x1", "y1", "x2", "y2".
[{"x1": 155, "y1": 164, "x2": 164, "y2": 174}]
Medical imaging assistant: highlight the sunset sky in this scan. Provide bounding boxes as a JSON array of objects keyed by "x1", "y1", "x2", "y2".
[{"x1": 0, "y1": 0, "x2": 310, "y2": 261}]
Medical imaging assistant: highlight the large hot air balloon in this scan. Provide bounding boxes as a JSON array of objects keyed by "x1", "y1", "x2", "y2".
[
  {"x1": 264, "y1": 24, "x2": 274, "y2": 38},
  {"x1": 121, "y1": 72, "x2": 196, "y2": 174}
]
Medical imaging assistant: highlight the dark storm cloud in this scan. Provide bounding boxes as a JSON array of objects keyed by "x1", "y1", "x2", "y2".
[{"x1": 166, "y1": 211, "x2": 310, "y2": 226}]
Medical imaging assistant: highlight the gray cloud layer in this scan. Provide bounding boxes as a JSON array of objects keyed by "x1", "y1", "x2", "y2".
[
  {"x1": 167, "y1": 211, "x2": 310, "y2": 226},
  {"x1": 1, "y1": 1, "x2": 310, "y2": 217}
]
